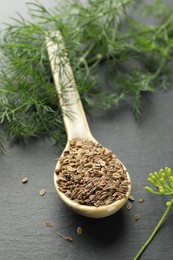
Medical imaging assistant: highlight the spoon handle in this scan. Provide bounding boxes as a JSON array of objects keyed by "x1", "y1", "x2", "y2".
[{"x1": 46, "y1": 32, "x2": 95, "y2": 141}]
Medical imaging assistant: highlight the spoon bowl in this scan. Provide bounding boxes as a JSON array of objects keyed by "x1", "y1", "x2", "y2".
[
  {"x1": 46, "y1": 32, "x2": 131, "y2": 218},
  {"x1": 54, "y1": 144, "x2": 131, "y2": 218}
]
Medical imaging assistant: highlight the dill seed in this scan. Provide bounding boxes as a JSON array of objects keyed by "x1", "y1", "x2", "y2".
[
  {"x1": 127, "y1": 202, "x2": 132, "y2": 210},
  {"x1": 64, "y1": 236, "x2": 73, "y2": 242},
  {"x1": 138, "y1": 198, "x2": 144, "y2": 203},
  {"x1": 45, "y1": 220, "x2": 53, "y2": 227},
  {"x1": 57, "y1": 232, "x2": 73, "y2": 242},
  {"x1": 134, "y1": 214, "x2": 140, "y2": 221},
  {"x1": 128, "y1": 194, "x2": 135, "y2": 201},
  {"x1": 56, "y1": 138, "x2": 130, "y2": 207},
  {"x1": 21, "y1": 177, "x2": 28, "y2": 183},
  {"x1": 77, "y1": 226, "x2": 82, "y2": 235},
  {"x1": 39, "y1": 189, "x2": 46, "y2": 196}
]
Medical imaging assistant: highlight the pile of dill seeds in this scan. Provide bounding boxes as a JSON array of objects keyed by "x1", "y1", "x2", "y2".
[{"x1": 55, "y1": 139, "x2": 130, "y2": 207}]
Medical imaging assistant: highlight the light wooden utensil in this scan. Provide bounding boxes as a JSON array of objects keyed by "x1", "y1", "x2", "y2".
[{"x1": 46, "y1": 32, "x2": 131, "y2": 218}]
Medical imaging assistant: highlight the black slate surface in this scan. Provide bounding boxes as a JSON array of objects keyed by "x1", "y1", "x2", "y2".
[
  {"x1": 1, "y1": 88, "x2": 173, "y2": 260},
  {"x1": 1, "y1": 1, "x2": 173, "y2": 259}
]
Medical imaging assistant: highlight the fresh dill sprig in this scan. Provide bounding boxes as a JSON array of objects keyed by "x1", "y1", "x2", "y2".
[
  {"x1": 134, "y1": 167, "x2": 173, "y2": 260},
  {"x1": 0, "y1": 0, "x2": 173, "y2": 153}
]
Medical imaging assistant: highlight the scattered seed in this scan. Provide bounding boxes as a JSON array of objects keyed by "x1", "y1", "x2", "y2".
[
  {"x1": 138, "y1": 198, "x2": 144, "y2": 203},
  {"x1": 21, "y1": 177, "x2": 28, "y2": 184},
  {"x1": 62, "y1": 236, "x2": 73, "y2": 242},
  {"x1": 128, "y1": 194, "x2": 135, "y2": 201},
  {"x1": 45, "y1": 220, "x2": 53, "y2": 227},
  {"x1": 134, "y1": 214, "x2": 140, "y2": 221},
  {"x1": 77, "y1": 226, "x2": 82, "y2": 235},
  {"x1": 127, "y1": 202, "x2": 132, "y2": 210},
  {"x1": 57, "y1": 232, "x2": 73, "y2": 242},
  {"x1": 40, "y1": 189, "x2": 46, "y2": 196}
]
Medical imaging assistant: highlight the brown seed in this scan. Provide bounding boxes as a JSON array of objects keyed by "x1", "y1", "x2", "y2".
[
  {"x1": 85, "y1": 162, "x2": 93, "y2": 168},
  {"x1": 67, "y1": 165, "x2": 76, "y2": 172},
  {"x1": 64, "y1": 236, "x2": 73, "y2": 242},
  {"x1": 39, "y1": 189, "x2": 46, "y2": 196},
  {"x1": 45, "y1": 220, "x2": 53, "y2": 227},
  {"x1": 57, "y1": 232, "x2": 73, "y2": 242},
  {"x1": 21, "y1": 177, "x2": 28, "y2": 183},
  {"x1": 77, "y1": 165, "x2": 83, "y2": 173},
  {"x1": 58, "y1": 172, "x2": 66, "y2": 181},
  {"x1": 138, "y1": 198, "x2": 144, "y2": 203},
  {"x1": 55, "y1": 168, "x2": 59, "y2": 174},
  {"x1": 127, "y1": 202, "x2": 132, "y2": 210},
  {"x1": 128, "y1": 194, "x2": 135, "y2": 201},
  {"x1": 134, "y1": 214, "x2": 140, "y2": 221},
  {"x1": 113, "y1": 172, "x2": 121, "y2": 179},
  {"x1": 98, "y1": 159, "x2": 105, "y2": 166},
  {"x1": 77, "y1": 226, "x2": 82, "y2": 235}
]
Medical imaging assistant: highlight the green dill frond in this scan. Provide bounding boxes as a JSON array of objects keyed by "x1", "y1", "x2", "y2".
[{"x1": 0, "y1": 0, "x2": 173, "y2": 152}]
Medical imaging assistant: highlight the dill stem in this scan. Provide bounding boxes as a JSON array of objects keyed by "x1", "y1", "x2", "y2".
[
  {"x1": 82, "y1": 43, "x2": 95, "y2": 60},
  {"x1": 151, "y1": 59, "x2": 165, "y2": 81},
  {"x1": 134, "y1": 195, "x2": 173, "y2": 260},
  {"x1": 155, "y1": 13, "x2": 173, "y2": 37}
]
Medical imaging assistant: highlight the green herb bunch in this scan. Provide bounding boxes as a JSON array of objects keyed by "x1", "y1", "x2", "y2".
[
  {"x1": 0, "y1": 0, "x2": 173, "y2": 153},
  {"x1": 134, "y1": 167, "x2": 173, "y2": 259}
]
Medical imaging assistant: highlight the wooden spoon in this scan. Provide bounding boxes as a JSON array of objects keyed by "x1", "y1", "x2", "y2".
[{"x1": 46, "y1": 32, "x2": 131, "y2": 218}]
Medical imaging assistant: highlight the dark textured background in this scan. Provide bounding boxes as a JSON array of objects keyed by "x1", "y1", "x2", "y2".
[{"x1": 1, "y1": 1, "x2": 173, "y2": 260}]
